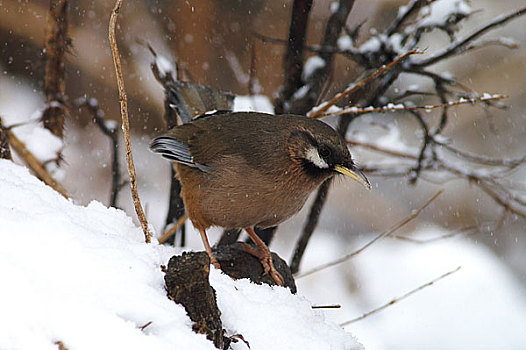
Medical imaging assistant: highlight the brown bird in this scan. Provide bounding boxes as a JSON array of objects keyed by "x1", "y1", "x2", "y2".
[{"x1": 150, "y1": 111, "x2": 370, "y2": 285}]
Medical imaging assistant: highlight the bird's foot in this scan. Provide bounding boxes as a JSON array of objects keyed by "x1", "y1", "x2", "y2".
[
  {"x1": 209, "y1": 253, "x2": 221, "y2": 270},
  {"x1": 238, "y1": 242, "x2": 284, "y2": 286}
]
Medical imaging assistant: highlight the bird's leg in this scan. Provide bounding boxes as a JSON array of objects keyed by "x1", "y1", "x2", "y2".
[
  {"x1": 198, "y1": 228, "x2": 221, "y2": 270},
  {"x1": 242, "y1": 227, "x2": 285, "y2": 286}
]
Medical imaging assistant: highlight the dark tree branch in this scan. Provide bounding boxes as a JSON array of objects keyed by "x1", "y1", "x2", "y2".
[
  {"x1": 288, "y1": 0, "x2": 356, "y2": 114},
  {"x1": 164, "y1": 167, "x2": 186, "y2": 245},
  {"x1": 290, "y1": 178, "x2": 332, "y2": 274},
  {"x1": 42, "y1": 0, "x2": 69, "y2": 140},
  {"x1": 274, "y1": 0, "x2": 314, "y2": 114},
  {"x1": 409, "y1": 111, "x2": 431, "y2": 184}
]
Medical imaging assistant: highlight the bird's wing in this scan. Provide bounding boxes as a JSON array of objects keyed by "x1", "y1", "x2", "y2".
[{"x1": 150, "y1": 135, "x2": 211, "y2": 173}]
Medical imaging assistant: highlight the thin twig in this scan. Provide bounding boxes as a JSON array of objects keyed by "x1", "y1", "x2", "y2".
[
  {"x1": 158, "y1": 213, "x2": 189, "y2": 244},
  {"x1": 341, "y1": 266, "x2": 461, "y2": 325},
  {"x1": 8, "y1": 129, "x2": 68, "y2": 198},
  {"x1": 297, "y1": 190, "x2": 443, "y2": 278},
  {"x1": 393, "y1": 222, "x2": 492, "y2": 243},
  {"x1": 109, "y1": 0, "x2": 152, "y2": 243},
  {"x1": 414, "y1": 6, "x2": 526, "y2": 67},
  {"x1": 311, "y1": 304, "x2": 341, "y2": 309},
  {"x1": 76, "y1": 97, "x2": 123, "y2": 207},
  {"x1": 308, "y1": 49, "x2": 423, "y2": 118},
  {"x1": 386, "y1": 0, "x2": 431, "y2": 36},
  {"x1": 320, "y1": 93, "x2": 506, "y2": 118},
  {"x1": 438, "y1": 141, "x2": 526, "y2": 168},
  {"x1": 347, "y1": 139, "x2": 418, "y2": 159},
  {"x1": 55, "y1": 340, "x2": 69, "y2": 350}
]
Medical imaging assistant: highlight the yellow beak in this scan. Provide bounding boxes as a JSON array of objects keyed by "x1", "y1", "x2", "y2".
[{"x1": 334, "y1": 164, "x2": 372, "y2": 190}]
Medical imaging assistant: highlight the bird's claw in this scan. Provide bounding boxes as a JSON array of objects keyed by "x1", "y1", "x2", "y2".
[{"x1": 238, "y1": 242, "x2": 284, "y2": 286}]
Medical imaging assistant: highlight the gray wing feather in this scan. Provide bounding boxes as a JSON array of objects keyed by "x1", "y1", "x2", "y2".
[{"x1": 150, "y1": 136, "x2": 211, "y2": 173}]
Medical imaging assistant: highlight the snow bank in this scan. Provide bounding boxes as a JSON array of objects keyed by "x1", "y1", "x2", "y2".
[{"x1": 0, "y1": 160, "x2": 362, "y2": 350}]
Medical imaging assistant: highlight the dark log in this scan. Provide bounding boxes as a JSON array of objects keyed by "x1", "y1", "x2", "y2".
[
  {"x1": 164, "y1": 245, "x2": 296, "y2": 348},
  {"x1": 165, "y1": 252, "x2": 225, "y2": 349},
  {"x1": 213, "y1": 244, "x2": 296, "y2": 294}
]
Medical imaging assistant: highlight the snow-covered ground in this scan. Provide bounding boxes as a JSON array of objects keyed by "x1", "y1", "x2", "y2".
[
  {"x1": 0, "y1": 160, "x2": 362, "y2": 350},
  {"x1": 3, "y1": 158, "x2": 526, "y2": 350},
  {"x1": 296, "y1": 231, "x2": 526, "y2": 349}
]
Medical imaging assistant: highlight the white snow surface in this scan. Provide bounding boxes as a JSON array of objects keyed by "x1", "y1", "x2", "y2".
[
  {"x1": 0, "y1": 160, "x2": 362, "y2": 350},
  {"x1": 296, "y1": 229, "x2": 526, "y2": 350},
  {"x1": 302, "y1": 56, "x2": 326, "y2": 81},
  {"x1": 233, "y1": 95, "x2": 274, "y2": 114},
  {"x1": 418, "y1": 0, "x2": 471, "y2": 27}
]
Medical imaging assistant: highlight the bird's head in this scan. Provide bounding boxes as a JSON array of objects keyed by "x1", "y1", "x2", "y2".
[{"x1": 288, "y1": 121, "x2": 371, "y2": 190}]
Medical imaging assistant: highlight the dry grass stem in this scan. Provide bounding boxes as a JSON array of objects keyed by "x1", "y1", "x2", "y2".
[
  {"x1": 8, "y1": 129, "x2": 67, "y2": 198},
  {"x1": 158, "y1": 213, "x2": 189, "y2": 244},
  {"x1": 109, "y1": 0, "x2": 152, "y2": 243}
]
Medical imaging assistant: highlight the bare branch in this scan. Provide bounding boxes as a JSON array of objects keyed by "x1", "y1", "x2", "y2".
[
  {"x1": 311, "y1": 304, "x2": 341, "y2": 309},
  {"x1": 76, "y1": 97, "x2": 123, "y2": 207},
  {"x1": 414, "y1": 6, "x2": 526, "y2": 67},
  {"x1": 341, "y1": 266, "x2": 461, "y2": 325},
  {"x1": 158, "y1": 213, "x2": 189, "y2": 244},
  {"x1": 42, "y1": 0, "x2": 69, "y2": 139},
  {"x1": 308, "y1": 49, "x2": 423, "y2": 118},
  {"x1": 109, "y1": 0, "x2": 152, "y2": 243},
  {"x1": 347, "y1": 139, "x2": 418, "y2": 159},
  {"x1": 297, "y1": 190, "x2": 443, "y2": 278},
  {"x1": 274, "y1": 0, "x2": 314, "y2": 114},
  {"x1": 320, "y1": 93, "x2": 507, "y2": 118},
  {"x1": 290, "y1": 179, "x2": 332, "y2": 274},
  {"x1": 286, "y1": 0, "x2": 356, "y2": 114},
  {"x1": 386, "y1": 0, "x2": 433, "y2": 36},
  {"x1": 393, "y1": 221, "x2": 494, "y2": 243}
]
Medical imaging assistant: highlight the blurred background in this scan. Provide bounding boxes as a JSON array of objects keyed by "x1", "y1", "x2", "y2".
[{"x1": 1, "y1": 0, "x2": 526, "y2": 348}]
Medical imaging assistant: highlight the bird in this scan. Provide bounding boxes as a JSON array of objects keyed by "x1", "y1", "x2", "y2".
[{"x1": 150, "y1": 111, "x2": 371, "y2": 285}]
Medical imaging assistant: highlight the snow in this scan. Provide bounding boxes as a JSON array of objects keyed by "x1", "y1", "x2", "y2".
[
  {"x1": 233, "y1": 95, "x2": 274, "y2": 114},
  {"x1": 330, "y1": 1, "x2": 340, "y2": 14},
  {"x1": 0, "y1": 79, "x2": 63, "y2": 165},
  {"x1": 155, "y1": 54, "x2": 176, "y2": 80},
  {"x1": 20, "y1": 124, "x2": 63, "y2": 163},
  {"x1": 359, "y1": 36, "x2": 381, "y2": 53},
  {"x1": 212, "y1": 270, "x2": 360, "y2": 350},
  {"x1": 337, "y1": 35, "x2": 354, "y2": 51},
  {"x1": 0, "y1": 160, "x2": 362, "y2": 350},
  {"x1": 296, "y1": 228, "x2": 526, "y2": 350},
  {"x1": 292, "y1": 84, "x2": 310, "y2": 100},
  {"x1": 418, "y1": 0, "x2": 471, "y2": 27},
  {"x1": 302, "y1": 56, "x2": 326, "y2": 81}
]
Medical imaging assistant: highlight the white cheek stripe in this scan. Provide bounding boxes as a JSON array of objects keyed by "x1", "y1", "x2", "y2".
[{"x1": 306, "y1": 147, "x2": 329, "y2": 169}]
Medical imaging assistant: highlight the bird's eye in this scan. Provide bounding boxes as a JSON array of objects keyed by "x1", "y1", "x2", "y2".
[{"x1": 319, "y1": 145, "x2": 331, "y2": 158}]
